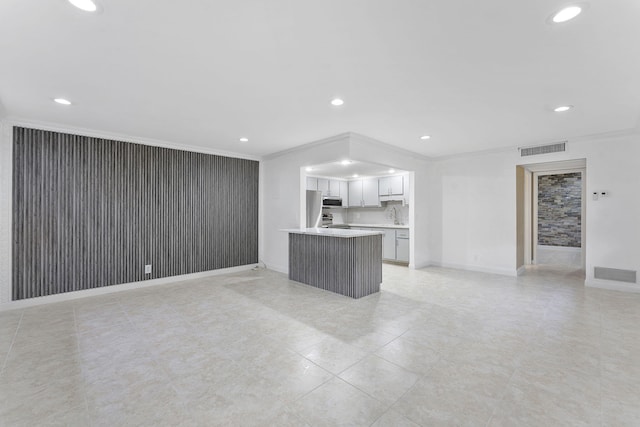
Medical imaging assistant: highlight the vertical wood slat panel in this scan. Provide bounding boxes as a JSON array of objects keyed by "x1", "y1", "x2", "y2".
[
  {"x1": 12, "y1": 127, "x2": 259, "y2": 300},
  {"x1": 289, "y1": 233, "x2": 382, "y2": 298}
]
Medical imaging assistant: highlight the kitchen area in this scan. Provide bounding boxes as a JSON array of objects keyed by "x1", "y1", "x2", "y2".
[{"x1": 304, "y1": 160, "x2": 411, "y2": 266}]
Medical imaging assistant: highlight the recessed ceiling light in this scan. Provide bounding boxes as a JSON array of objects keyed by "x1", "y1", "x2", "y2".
[
  {"x1": 554, "y1": 105, "x2": 573, "y2": 112},
  {"x1": 420, "y1": 135, "x2": 431, "y2": 140},
  {"x1": 552, "y1": 6, "x2": 582, "y2": 23},
  {"x1": 340, "y1": 160, "x2": 352, "y2": 165},
  {"x1": 388, "y1": 169, "x2": 396, "y2": 174},
  {"x1": 53, "y1": 98, "x2": 72, "y2": 105},
  {"x1": 352, "y1": 174, "x2": 359, "y2": 178},
  {"x1": 305, "y1": 167, "x2": 313, "y2": 172},
  {"x1": 239, "y1": 137, "x2": 249, "y2": 142},
  {"x1": 68, "y1": 0, "x2": 98, "y2": 12},
  {"x1": 331, "y1": 98, "x2": 344, "y2": 106}
]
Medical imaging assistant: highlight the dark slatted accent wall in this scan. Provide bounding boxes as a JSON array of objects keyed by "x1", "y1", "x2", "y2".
[{"x1": 12, "y1": 127, "x2": 259, "y2": 300}]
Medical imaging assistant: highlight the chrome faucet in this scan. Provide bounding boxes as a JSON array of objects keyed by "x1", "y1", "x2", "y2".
[{"x1": 390, "y1": 206, "x2": 399, "y2": 225}]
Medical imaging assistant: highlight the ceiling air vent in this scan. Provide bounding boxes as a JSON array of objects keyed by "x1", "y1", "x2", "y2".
[
  {"x1": 594, "y1": 267, "x2": 637, "y2": 284},
  {"x1": 520, "y1": 142, "x2": 566, "y2": 157}
]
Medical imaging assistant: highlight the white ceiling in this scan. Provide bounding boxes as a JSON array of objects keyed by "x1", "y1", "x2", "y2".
[{"x1": 1, "y1": 0, "x2": 639, "y2": 158}]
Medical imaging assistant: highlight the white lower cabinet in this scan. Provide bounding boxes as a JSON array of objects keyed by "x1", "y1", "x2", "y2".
[
  {"x1": 395, "y1": 229, "x2": 409, "y2": 262},
  {"x1": 353, "y1": 227, "x2": 409, "y2": 263},
  {"x1": 382, "y1": 228, "x2": 396, "y2": 260},
  {"x1": 396, "y1": 236, "x2": 409, "y2": 262}
]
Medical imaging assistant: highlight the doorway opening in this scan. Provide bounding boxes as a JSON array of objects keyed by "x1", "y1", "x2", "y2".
[
  {"x1": 299, "y1": 160, "x2": 415, "y2": 268},
  {"x1": 516, "y1": 159, "x2": 586, "y2": 275}
]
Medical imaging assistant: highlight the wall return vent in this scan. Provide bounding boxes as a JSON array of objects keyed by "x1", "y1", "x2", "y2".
[
  {"x1": 520, "y1": 142, "x2": 566, "y2": 157},
  {"x1": 594, "y1": 267, "x2": 637, "y2": 284}
]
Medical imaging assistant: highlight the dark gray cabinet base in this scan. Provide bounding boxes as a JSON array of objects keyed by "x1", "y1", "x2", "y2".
[{"x1": 288, "y1": 233, "x2": 382, "y2": 298}]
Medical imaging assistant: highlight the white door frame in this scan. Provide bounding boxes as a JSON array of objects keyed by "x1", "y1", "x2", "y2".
[
  {"x1": 531, "y1": 168, "x2": 586, "y2": 268},
  {"x1": 517, "y1": 159, "x2": 587, "y2": 269}
]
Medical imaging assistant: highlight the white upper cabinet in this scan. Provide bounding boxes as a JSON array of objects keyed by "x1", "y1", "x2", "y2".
[
  {"x1": 317, "y1": 178, "x2": 329, "y2": 196},
  {"x1": 340, "y1": 181, "x2": 349, "y2": 206},
  {"x1": 348, "y1": 180, "x2": 363, "y2": 207},
  {"x1": 378, "y1": 175, "x2": 404, "y2": 196},
  {"x1": 307, "y1": 176, "x2": 346, "y2": 200},
  {"x1": 362, "y1": 178, "x2": 379, "y2": 206},
  {"x1": 348, "y1": 178, "x2": 380, "y2": 207},
  {"x1": 306, "y1": 177, "x2": 318, "y2": 191},
  {"x1": 328, "y1": 179, "x2": 340, "y2": 197}
]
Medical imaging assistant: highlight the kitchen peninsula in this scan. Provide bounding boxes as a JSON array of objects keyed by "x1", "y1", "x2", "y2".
[{"x1": 283, "y1": 228, "x2": 383, "y2": 298}]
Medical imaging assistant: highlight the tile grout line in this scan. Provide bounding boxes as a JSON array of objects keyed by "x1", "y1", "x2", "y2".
[
  {"x1": 117, "y1": 293, "x2": 250, "y2": 422},
  {"x1": 371, "y1": 368, "x2": 432, "y2": 427},
  {"x1": 598, "y1": 295, "x2": 604, "y2": 427},
  {"x1": 72, "y1": 305, "x2": 92, "y2": 426},
  {"x1": 0, "y1": 310, "x2": 24, "y2": 379},
  {"x1": 484, "y1": 294, "x2": 553, "y2": 427},
  {"x1": 116, "y1": 299, "x2": 184, "y2": 398},
  {"x1": 4, "y1": 265, "x2": 625, "y2": 426},
  {"x1": 169, "y1": 280, "x2": 348, "y2": 412},
  {"x1": 122, "y1": 297, "x2": 213, "y2": 422},
  {"x1": 292, "y1": 333, "x2": 432, "y2": 426}
]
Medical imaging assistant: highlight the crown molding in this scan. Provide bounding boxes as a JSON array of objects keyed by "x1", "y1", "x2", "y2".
[
  {"x1": 263, "y1": 131, "x2": 433, "y2": 163},
  {"x1": 1, "y1": 116, "x2": 262, "y2": 162},
  {"x1": 262, "y1": 132, "x2": 351, "y2": 160},
  {"x1": 565, "y1": 126, "x2": 639, "y2": 144},
  {"x1": 347, "y1": 132, "x2": 433, "y2": 163},
  {"x1": 432, "y1": 142, "x2": 518, "y2": 162},
  {"x1": 433, "y1": 127, "x2": 640, "y2": 162}
]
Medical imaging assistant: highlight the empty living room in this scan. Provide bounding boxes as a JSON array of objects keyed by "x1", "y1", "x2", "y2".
[{"x1": 1, "y1": 1, "x2": 639, "y2": 426}]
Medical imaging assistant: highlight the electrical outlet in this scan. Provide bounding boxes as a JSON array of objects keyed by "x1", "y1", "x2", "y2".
[{"x1": 145, "y1": 264, "x2": 152, "y2": 274}]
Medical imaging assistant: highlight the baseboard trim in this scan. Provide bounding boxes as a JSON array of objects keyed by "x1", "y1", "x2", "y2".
[
  {"x1": 411, "y1": 261, "x2": 432, "y2": 270},
  {"x1": 0, "y1": 264, "x2": 258, "y2": 312},
  {"x1": 427, "y1": 261, "x2": 518, "y2": 277},
  {"x1": 264, "y1": 262, "x2": 288, "y2": 275},
  {"x1": 537, "y1": 245, "x2": 582, "y2": 253},
  {"x1": 585, "y1": 278, "x2": 640, "y2": 293},
  {"x1": 516, "y1": 266, "x2": 526, "y2": 276}
]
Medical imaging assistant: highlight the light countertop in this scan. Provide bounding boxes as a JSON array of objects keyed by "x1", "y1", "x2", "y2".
[
  {"x1": 282, "y1": 228, "x2": 384, "y2": 238},
  {"x1": 346, "y1": 223, "x2": 409, "y2": 229}
]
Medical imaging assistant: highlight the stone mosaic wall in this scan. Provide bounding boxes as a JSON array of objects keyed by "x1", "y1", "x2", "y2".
[{"x1": 538, "y1": 173, "x2": 582, "y2": 247}]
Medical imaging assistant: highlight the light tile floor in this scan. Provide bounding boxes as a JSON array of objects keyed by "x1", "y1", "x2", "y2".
[{"x1": 1, "y1": 264, "x2": 639, "y2": 426}]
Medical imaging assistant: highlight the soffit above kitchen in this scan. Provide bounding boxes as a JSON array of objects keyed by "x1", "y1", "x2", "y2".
[
  {"x1": 0, "y1": 0, "x2": 639, "y2": 158},
  {"x1": 306, "y1": 160, "x2": 408, "y2": 180}
]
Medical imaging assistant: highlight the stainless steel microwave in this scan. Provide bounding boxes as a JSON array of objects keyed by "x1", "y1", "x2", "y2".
[{"x1": 322, "y1": 197, "x2": 342, "y2": 207}]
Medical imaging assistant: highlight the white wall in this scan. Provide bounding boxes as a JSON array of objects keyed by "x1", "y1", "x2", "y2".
[
  {"x1": 428, "y1": 151, "x2": 516, "y2": 275},
  {"x1": 261, "y1": 135, "x2": 351, "y2": 273},
  {"x1": 261, "y1": 133, "x2": 432, "y2": 272},
  {"x1": 428, "y1": 133, "x2": 640, "y2": 290},
  {"x1": 579, "y1": 135, "x2": 640, "y2": 290},
  {"x1": 346, "y1": 203, "x2": 409, "y2": 225},
  {"x1": 349, "y1": 135, "x2": 432, "y2": 268},
  {"x1": 0, "y1": 122, "x2": 12, "y2": 303}
]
